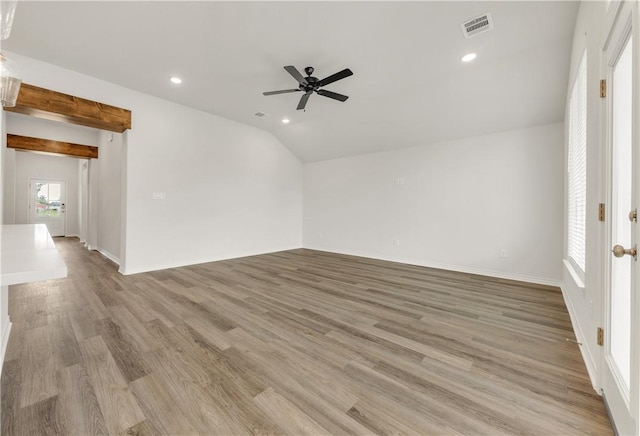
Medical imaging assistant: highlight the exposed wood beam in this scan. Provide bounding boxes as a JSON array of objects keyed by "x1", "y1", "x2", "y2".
[
  {"x1": 7, "y1": 134, "x2": 99, "y2": 159},
  {"x1": 4, "y1": 83, "x2": 132, "y2": 133}
]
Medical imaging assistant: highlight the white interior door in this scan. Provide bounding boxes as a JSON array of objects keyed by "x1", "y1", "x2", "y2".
[
  {"x1": 30, "y1": 179, "x2": 66, "y2": 237},
  {"x1": 602, "y1": 2, "x2": 639, "y2": 435}
]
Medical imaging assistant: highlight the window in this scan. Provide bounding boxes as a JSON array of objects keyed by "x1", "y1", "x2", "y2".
[{"x1": 567, "y1": 53, "x2": 587, "y2": 274}]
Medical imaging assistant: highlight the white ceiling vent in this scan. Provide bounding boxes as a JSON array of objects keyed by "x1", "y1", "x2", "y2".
[{"x1": 460, "y1": 13, "x2": 493, "y2": 39}]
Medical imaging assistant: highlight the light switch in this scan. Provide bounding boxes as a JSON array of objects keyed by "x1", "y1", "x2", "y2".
[{"x1": 152, "y1": 192, "x2": 166, "y2": 200}]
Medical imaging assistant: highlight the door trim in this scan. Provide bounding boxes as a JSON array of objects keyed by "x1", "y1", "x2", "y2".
[{"x1": 600, "y1": 1, "x2": 640, "y2": 434}]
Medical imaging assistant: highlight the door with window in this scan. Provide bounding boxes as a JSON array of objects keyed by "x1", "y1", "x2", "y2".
[
  {"x1": 602, "y1": 2, "x2": 639, "y2": 434},
  {"x1": 30, "y1": 179, "x2": 66, "y2": 237}
]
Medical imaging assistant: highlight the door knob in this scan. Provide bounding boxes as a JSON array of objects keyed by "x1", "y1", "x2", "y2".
[
  {"x1": 630, "y1": 209, "x2": 637, "y2": 222},
  {"x1": 612, "y1": 244, "x2": 637, "y2": 260}
]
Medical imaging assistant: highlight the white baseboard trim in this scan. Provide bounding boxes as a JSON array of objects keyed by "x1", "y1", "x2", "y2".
[
  {"x1": 560, "y1": 283, "x2": 600, "y2": 392},
  {"x1": 86, "y1": 245, "x2": 97, "y2": 251},
  {"x1": 98, "y1": 249, "x2": 120, "y2": 266},
  {"x1": 1, "y1": 318, "x2": 12, "y2": 373},
  {"x1": 119, "y1": 245, "x2": 303, "y2": 275},
  {"x1": 304, "y1": 247, "x2": 562, "y2": 288}
]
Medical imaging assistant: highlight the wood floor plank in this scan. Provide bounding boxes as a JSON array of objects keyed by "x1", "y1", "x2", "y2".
[
  {"x1": 117, "y1": 419, "x2": 158, "y2": 436},
  {"x1": 66, "y1": 279, "x2": 111, "y2": 320},
  {"x1": 19, "y1": 326, "x2": 60, "y2": 408},
  {"x1": 226, "y1": 326, "x2": 360, "y2": 412},
  {"x1": 2, "y1": 238, "x2": 613, "y2": 435},
  {"x1": 1, "y1": 360, "x2": 20, "y2": 436},
  {"x1": 50, "y1": 312, "x2": 83, "y2": 368},
  {"x1": 143, "y1": 320, "x2": 216, "y2": 388},
  {"x1": 253, "y1": 387, "x2": 328, "y2": 436},
  {"x1": 154, "y1": 364, "x2": 256, "y2": 436},
  {"x1": 57, "y1": 364, "x2": 108, "y2": 436},
  {"x1": 65, "y1": 302, "x2": 100, "y2": 341},
  {"x1": 108, "y1": 305, "x2": 163, "y2": 353},
  {"x1": 79, "y1": 336, "x2": 146, "y2": 435},
  {"x1": 16, "y1": 395, "x2": 67, "y2": 436},
  {"x1": 129, "y1": 373, "x2": 200, "y2": 436},
  {"x1": 96, "y1": 318, "x2": 151, "y2": 383}
]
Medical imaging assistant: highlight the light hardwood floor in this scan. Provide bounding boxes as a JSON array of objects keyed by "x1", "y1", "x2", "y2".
[{"x1": 2, "y1": 237, "x2": 612, "y2": 435}]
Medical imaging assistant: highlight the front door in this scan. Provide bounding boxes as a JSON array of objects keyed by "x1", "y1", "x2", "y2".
[
  {"x1": 30, "y1": 179, "x2": 66, "y2": 237},
  {"x1": 602, "y1": 2, "x2": 639, "y2": 434}
]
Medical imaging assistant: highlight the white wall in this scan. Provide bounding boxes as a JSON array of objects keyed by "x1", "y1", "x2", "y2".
[
  {"x1": 10, "y1": 151, "x2": 81, "y2": 236},
  {"x1": 78, "y1": 159, "x2": 88, "y2": 243},
  {"x1": 123, "y1": 104, "x2": 302, "y2": 273},
  {"x1": 1, "y1": 109, "x2": 11, "y2": 368},
  {"x1": 94, "y1": 131, "x2": 123, "y2": 263},
  {"x1": 2, "y1": 148, "x2": 15, "y2": 225},
  {"x1": 6, "y1": 111, "x2": 98, "y2": 144},
  {"x1": 304, "y1": 123, "x2": 564, "y2": 284},
  {"x1": 5, "y1": 52, "x2": 303, "y2": 274}
]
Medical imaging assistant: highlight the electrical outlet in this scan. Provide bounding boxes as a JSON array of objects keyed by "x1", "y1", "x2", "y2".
[
  {"x1": 500, "y1": 249, "x2": 507, "y2": 258},
  {"x1": 393, "y1": 239, "x2": 400, "y2": 247}
]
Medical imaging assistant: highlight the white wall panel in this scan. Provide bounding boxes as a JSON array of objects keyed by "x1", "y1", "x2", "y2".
[{"x1": 304, "y1": 123, "x2": 564, "y2": 284}]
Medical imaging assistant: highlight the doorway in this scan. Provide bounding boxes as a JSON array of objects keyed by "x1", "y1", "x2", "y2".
[{"x1": 29, "y1": 179, "x2": 66, "y2": 237}]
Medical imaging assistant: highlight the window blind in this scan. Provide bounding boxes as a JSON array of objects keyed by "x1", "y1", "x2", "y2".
[{"x1": 568, "y1": 53, "x2": 587, "y2": 273}]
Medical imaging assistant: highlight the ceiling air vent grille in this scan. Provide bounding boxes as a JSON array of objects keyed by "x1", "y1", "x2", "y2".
[
  {"x1": 254, "y1": 112, "x2": 269, "y2": 118},
  {"x1": 460, "y1": 13, "x2": 493, "y2": 39}
]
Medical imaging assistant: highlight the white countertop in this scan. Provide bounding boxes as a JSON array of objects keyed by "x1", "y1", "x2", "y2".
[{"x1": 1, "y1": 224, "x2": 68, "y2": 286}]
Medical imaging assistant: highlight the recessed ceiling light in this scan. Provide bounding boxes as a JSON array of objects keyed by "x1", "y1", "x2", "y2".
[
  {"x1": 282, "y1": 118, "x2": 290, "y2": 124},
  {"x1": 170, "y1": 77, "x2": 182, "y2": 84},
  {"x1": 461, "y1": 53, "x2": 477, "y2": 63}
]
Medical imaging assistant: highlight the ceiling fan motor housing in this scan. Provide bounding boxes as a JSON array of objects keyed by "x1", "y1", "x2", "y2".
[{"x1": 301, "y1": 75, "x2": 320, "y2": 92}]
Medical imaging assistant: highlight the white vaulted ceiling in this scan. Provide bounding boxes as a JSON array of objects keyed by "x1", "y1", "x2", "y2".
[{"x1": 4, "y1": 1, "x2": 578, "y2": 162}]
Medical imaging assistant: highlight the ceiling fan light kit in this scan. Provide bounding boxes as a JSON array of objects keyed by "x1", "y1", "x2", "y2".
[
  {"x1": 0, "y1": 53, "x2": 21, "y2": 107},
  {"x1": 0, "y1": 0, "x2": 21, "y2": 108},
  {"x1": 263, "y1": 65, "x2": 353, "y2": 110},
  {"x1": 0, "y1": 0, "x2": 17, "y2": 40}
]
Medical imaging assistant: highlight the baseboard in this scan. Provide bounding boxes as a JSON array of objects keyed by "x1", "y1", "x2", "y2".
[
  {"x1": 304, "y1": 247, "x2": 562, "y2": 288},
  {"x1": 560, "y1": 283, "x2": 600, "y2": 392},
  {"x1": 98, "y1": 248, "x2": 120, "y2": 266},
  {"x1": 86, "y1": 244, "x2": 97, "y2": 251},
  {"x1": 1, "y1": 319, "x2": 12, "y2": 373},
  {"x1": 602, "y1": 394, "x2": 620, "y2": 436},
  {"x1": 119, "y1": 245, "x2": 303, "y2": 275}
]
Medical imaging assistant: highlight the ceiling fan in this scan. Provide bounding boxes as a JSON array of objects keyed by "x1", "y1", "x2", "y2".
[{"x1": 263, "y1": 65, "x2": 353, "y2": 110}]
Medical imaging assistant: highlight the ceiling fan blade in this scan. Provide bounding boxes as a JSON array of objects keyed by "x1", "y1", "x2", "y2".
[
  {"x1": 263, "y1": 89, "x2": 301, "y2": 96},
  {"x1": 284, "y1": 66, "x2": 308, "y2": 86},
  {"x1": 297, "y1": 92, "x2": 312, "y2": 110},
  {"x1": 317, "y1": 68, "x2": 353, "y2": 87},
  {"x1": 316, "y1": 89, "x2": 349, "y2": 102}
]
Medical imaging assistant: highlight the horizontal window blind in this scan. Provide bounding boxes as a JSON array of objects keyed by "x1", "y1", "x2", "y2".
[{"x1": 568, "y1": 53, "x2": 587, "y2": 273}]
